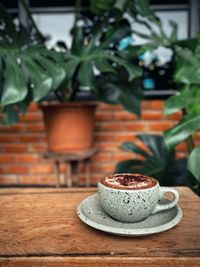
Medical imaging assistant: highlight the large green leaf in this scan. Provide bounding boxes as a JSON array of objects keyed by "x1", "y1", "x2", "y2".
[
  {"x1": 164, "y1": 87, "x2": 200, "y2": 116},
  {"x1": 71, "y1": 26, "x2": 84, "y2": 56},
  {"x1": 96, "y1": 74, "x2": 142, "y2": 115},
  {"x1": 187, "y1": 146, "x2": 200, "y2": 182},
  {"x1": 120, "y1": 141, "x2": 149, "y2": 158},
  {"x1": 164, "y1": 114, "x2": 200, "y2": 150},
  {"x1": 95, "y1": 58, "x2": 116, "y2": 73},
  {"x1": 22, "y1": 57, "x2": 53, "y2": 101},
  {"x1": 118, "y1": 82, "x2": 142, "y2": 115},
  {"x1": 134, "y1": 0, "x2": 160, "y2": 24},
  {"x1": 116, "y1": 134, "x2": 193, "y2": 187},
  {"x1": 138, "y1": 134, "x2": 167, "y2": 162},
  {"x1": 111, "y1": 56, "x2": 142, "y2": 81},
  {"x1": 78, "y1": 60, "x2": 95, "y2": 88},
  {"x1": 3, "y1": 105, "x2": 19, "y2": 125},
  {"x1": 1, "y1": 56, "x2": 27, "y2": 106},
  {"x1": 174, "y1": 47, "x2": 200, "y2": 85},
  {"x1": 116, "y1": 159, "x2": 143, "y2": 173},
  {"x1": 34, "y1": 55, "x2": 66, "y2": 90}
]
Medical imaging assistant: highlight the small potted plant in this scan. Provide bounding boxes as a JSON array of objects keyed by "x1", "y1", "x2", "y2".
[{"x1": 0, "y1": 0, "x2": 145, "y2": 152}]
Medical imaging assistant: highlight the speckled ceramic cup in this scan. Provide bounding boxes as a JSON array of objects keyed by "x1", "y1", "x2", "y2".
[{"x1": 98, "y1": 173, "x2": 179, "y2": 223}]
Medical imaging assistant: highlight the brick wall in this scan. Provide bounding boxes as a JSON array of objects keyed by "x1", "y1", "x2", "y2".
[{"x1": 0, "y1": 100, "x2": 196, "y2": 186}]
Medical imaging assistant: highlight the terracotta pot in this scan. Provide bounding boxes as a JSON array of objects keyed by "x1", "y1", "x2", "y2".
[{"x1": 40, "y1": 102, "x2": 97, "y2": 152}]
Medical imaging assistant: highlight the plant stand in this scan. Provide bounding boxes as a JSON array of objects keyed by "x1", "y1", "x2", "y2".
[{"x1": 43, "y1": 147, "x2": 98, "y2": 187}]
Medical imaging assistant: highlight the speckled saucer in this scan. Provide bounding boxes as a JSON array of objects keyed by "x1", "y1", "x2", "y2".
[{"x1": 77, "y1": 193, "x2": 182, "y2": 236}]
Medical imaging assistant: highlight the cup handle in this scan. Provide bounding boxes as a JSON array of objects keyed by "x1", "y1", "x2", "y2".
[{"x1": 152, "y1": 187, "x2": 179, "y2": 214}]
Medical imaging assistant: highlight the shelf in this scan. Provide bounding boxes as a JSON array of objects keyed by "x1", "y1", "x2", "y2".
[{"x1": 143, "y1": 89, "x2": 177, "y2": 99}]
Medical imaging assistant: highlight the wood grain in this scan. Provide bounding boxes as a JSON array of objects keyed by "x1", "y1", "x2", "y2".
[{"x1": 0, "y1": 187, "x2": 199, "y2": 267}]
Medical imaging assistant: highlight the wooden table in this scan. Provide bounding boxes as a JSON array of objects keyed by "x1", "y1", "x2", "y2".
[{"x1": 0, "y1": 187, "x2": 199, "y2": 267}]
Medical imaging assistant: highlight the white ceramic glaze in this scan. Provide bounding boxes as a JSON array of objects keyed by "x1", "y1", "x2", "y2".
[
  {"x1": 98, "y1": 182, "x2": 179, "y2": 223},
  {"x1": 77, "y1": 193, "x2": 183, "y2": 236}
]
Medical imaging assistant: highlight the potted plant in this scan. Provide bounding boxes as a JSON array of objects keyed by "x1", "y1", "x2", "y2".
[
  {"x1": 0, "y1": 0, "x2": 144, "y2": 152},
  {"x1": 114, "y1": 1, "x2": 200, "y2": 193}
]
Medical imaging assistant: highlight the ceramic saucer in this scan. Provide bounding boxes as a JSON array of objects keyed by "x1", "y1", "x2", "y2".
[{"x1": 77, "y1": 193, "x2": 182, "y2": 236}]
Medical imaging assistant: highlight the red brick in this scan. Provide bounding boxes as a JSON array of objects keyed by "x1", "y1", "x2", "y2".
[
  {"x1": 95, "y1": 112, "x2": 113, "y2": 121},
  {"x1": 94, "y1": 133, "x2": 114, "y2": 142},
  {"x1": 98, "y1": 142, "x2": 120, "y2": 152},
  {"x1": 123, "y1": 123, "x2": 146, "y2": 131},
  {"x1": 18, "y1": 175, "x2": 42, "y2": 184},
  {"x1": 167, "y1": 112, "x2": 182, "y2": 121},
  {"x1": 114, "y1": 111, "x2": 137, "y2": 121},
  {"x1": 113, "y1": 133, "x2": 136, "y2": 142},
  {"x1": 27, "y1": 123, "x2": 45, "y2": 132},
  {"x1": 98, "y1": 103, "x2": 122, "y2": 111},
  {"x1": 0, "y1": 175, "x2": 18, "y2": 184},
  {"x1": 149, "y1": 122, "x2": 173, "y2": 131},
  {"x1": 113, "y1": 153, "x2": 133, "y2": 161},
  {"x1": 141, "y1": 112, "x2": 163, "y2": 120},
  {"x1": 176, "y1": 142, "x2": 188, "y2": 151},
  {"x1": 0, "y1": 135, "x2": 18, "y2": 142},
  {"x1": 0, "y1": 155, "x2": 14, "y2": 163},
  {"x1": 0, "y1": 166, "x2": 6, "y2": 173},
  {"x1": 28, "y1": 103, "x2": 39, "y2": 111},
  {"x1": 141, "y1": 101, "x2": 150, "y2": 109},
  {"x1": 28, "y1": 143, "x2": 47, "y2": 152},
  {"x1": 0, "y1": 124, "x2": 26, "y2": 133},
  {"x1": 41, "y1": 175, "x2": 60, "y2": 184},
  {"x1": 7, "y1": 165, "x2": 29, "y2": 174},
  {"x1": 20, "y1": 112, "x2": 42, "y2": 122},
  {"x1": 150, "y1": 100, "x2": 164, "y2": 110},
  {"x1": 15, "y1": 154, "x2": 39, "y2": 163},
  {"x1": 19, "y1": 134, "x2": 46, "y2": 143},
  {"x1": 96, "y1": 123, "x2": 124, "y2": 132},
  {"x1": 92, "y1": 152, "x2": 113, "y2": 162},
  {"x1": 30, "y1": 163, "x2": 53, "y2": 174},
  {"x1": 3, "y1": 144, "x2": 27, "y2": 153},
  {"x1": 91, "y1": 163, "x2": 115, "y2": 173}
]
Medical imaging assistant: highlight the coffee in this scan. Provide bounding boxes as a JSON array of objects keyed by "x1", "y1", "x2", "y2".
[
  {"x1": 98, "y1": 173, "x2": 179, "y2": 222},
  {"x1": 100, "y1": 173, "x2": 157, "y2": 190}
]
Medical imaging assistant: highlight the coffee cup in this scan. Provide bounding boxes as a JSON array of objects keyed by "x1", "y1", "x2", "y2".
[{"x1": 98, "y1": 173, "x2": 179, "y2": 223}]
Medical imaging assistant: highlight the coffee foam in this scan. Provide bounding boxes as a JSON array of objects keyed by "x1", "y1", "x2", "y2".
[{"x1": 100, "y1": 173, "x2": 157, "y2": 190}]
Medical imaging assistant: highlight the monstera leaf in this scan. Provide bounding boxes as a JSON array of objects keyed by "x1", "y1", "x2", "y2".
[
  {"x1": 187, "y1": 146, "x2": 200, "y2": 183},
  {"x1": 0, "y1": 5, "x2": 67, "y2": 124},
  {"x1": 116, "y1": 134, "x2": 195, "y2": 187}
]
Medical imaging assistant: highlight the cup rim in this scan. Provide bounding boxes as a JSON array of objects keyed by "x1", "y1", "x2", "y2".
[{"x1": 98, "y1": 173, "x2": 158, "y2": 191}]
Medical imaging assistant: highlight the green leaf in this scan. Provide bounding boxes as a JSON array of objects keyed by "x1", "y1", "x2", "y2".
[
  {"x1": 64, "y1": 58, "x2": 80, "y2": 80},
  {"x1": 134, "y1": 0, "x2": 160, "y2": 25},
  {"x1": 71, "y1": 26, "x2": 84, "y2": 55},
  {"x1": 174, "y1": 47, "x2": 200, "y2": 85},
  {"x1": 169, "y1": 20, "x2": 178, "y2": 42},
  {"x1": 115, "y1": 159, "x2": 143, "y2": 173},
  {"x1": 3, "y1": 105, "x2": 19, "y2": 125},
  {"x1": 138, "y1": 134, "x2": 167, "y2": 162},
  {"x1": 78, "y1": 60, "x2": 95, "y2": 88},
  {"x1": 90, "y1": 0, "x2": 114, "y2": 14},
  {"x1": 34, "y1": 55, "x2": 66, "y2": 90},
  {"x1": 120, "y1": 141, "x2": 149, "y2": 158},
  {"x1": 164, "y1": 87, "x2": 200, "y2": 116},
  {"x1": 112, "y1": 56, "x2": 142, "y2": 81},
  {"x1": 95, "y1": 58, "x2": 115, "y2": 73},
  {"x1": 118, "y1": 82, "x2": 142, "y2": 116},
  {"x1": 116, "y1": 134, "x2": 191, "y2": 185},
  {"x1": 164, "y1": 114, "x2": 200, "y2": 150},
  {"x1": 187, "y1": 146, "x2": 200, "y2": 182},
  {"x1": 1, "y1": 56, "x2": 27, "y2": 106},
  {"x1": 22, "y1": 56, "x2": 53, "y2": 101}
]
